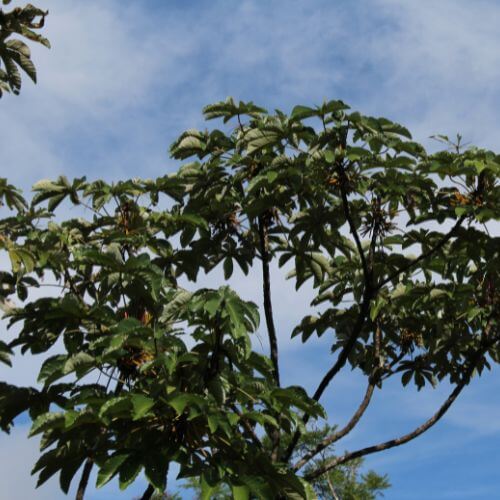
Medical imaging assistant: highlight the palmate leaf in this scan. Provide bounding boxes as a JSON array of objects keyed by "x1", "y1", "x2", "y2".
[
  {"x1": 0, "y1": 177, "x2": 27, "y2": 210},
  {"x1": 203, "y1": 97, "x2": 267, "y2": 122},
  {"x1": 96, "y1": 454, "x2": 130, "y2": 488},
  {"x1": 29, "y1": 411, "x2": 65, "y2": 437},
  {"x1": 0, "y1": 3, "x2": 49, "y2": 95}
]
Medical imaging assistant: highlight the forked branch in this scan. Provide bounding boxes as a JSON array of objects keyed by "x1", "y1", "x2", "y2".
[
  {"x1": 293, "y1": 379, "x2": 375, "y2": 471},
  {"x1": 283, "y1": 291, "x2": 372, "y2": 462},
  {"x1": 305, "y1": 335, "x2": 498, "y2": 481}
]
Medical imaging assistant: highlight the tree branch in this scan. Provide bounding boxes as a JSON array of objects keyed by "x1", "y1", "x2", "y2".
[
  {"x1": 377, "y1": 215, "x2": 467, "y2": 290},
  {"x1": 257, "y1": 214, "x2": 281, "y2": 461},
  {"x1": 283, "y1": 290, "x2": 372, "y2": 462},
  {"x1": 140, "y1": 484, "x2": 155, "y2": 500},
  {"x1": 293, "y1": 379, "x2": 375, "y2": 471},
  {"x1": 305, "y1": 335, "x2": 498, "y2": 481},
  {"x1": 230, "y1": 404, "x2": 264, "y2": 450},
  {"x1": 313, "y1": 291, "x2": 372, "y2": 403},
  {"x1": 337, "y1": 162, "x2": 370, "y2": 285},
  {"x1": 75, "y1": 459, "x2": 93, "y2": 500},
  {"x1": 258, "y1": 214, "x2": 280, "y2": 386}
]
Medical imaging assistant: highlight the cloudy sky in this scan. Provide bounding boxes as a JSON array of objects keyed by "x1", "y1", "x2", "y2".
[{"x1": 1, "y1": 0, "x2": 500, "y2": 498}]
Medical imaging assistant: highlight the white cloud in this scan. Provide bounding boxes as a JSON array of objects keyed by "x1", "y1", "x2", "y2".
[{"x1": 364, "y1": 0, "x2": 500, "y2": 148}]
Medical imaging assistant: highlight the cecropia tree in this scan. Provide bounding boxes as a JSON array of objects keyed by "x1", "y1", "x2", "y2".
[{"x1": 0, "y1": 95, "x2": 498, "y2": 499}]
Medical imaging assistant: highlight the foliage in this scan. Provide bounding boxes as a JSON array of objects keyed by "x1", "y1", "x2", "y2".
[
  {"x1": 0, "y1": 16, "x2": 499, "y2": 495},
  {"x1": 0, "y1": 0, "x2": 49, "y2": 96},
  {"x1": 0, "y1": 96, "x2": 498, "y2": 498},
  {"x1": 183, "y1": 424, "x2": 390, "y2": 499}
]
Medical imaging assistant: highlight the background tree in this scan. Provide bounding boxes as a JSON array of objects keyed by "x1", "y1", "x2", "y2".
[{"x1": 182, "y1": 424, "x2": 390, "y2": 499}]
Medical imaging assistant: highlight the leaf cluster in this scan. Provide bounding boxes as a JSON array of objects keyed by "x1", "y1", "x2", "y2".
[{"x1": 0, "y1": 1, "x2": 49, "y2": 96}]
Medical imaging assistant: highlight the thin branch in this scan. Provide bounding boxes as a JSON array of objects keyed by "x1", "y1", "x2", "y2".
[
  {"x1": 312, "y1": 291, "x2": 372, "y2": 404},
  {"x1": 257, "y1": 214, "x2": 281, "y2": 462},
  {"x1": 305, "y1": 336, "x2": 498, "y2": 481},
  {"x1": 327, "y1": 474, "x2": 341, "y2": 500},
  {"x1": 377, "y1": 215, "x2": 467, "y2": 290},
  {"x1": 75, "y1": 459, "x2": 93, "y2": 500},
  {"x1": 283, "y1": 290, "x2": 372, "y2": 462},
  {"x1": 293, "y1": 380, "x2": 375, "y2": 471},
  {"x1": 337, "y1": 163, "x2": 370, "y2": 285},
  {"x1": 230, "y1": 404, "x2": 264, "y2": 450},
  {"x1": 140, "y1": 484, "x2": 155, "y2": 500},
  {"x1": 258, "y1": 215, "x2": 280, "y2": 386}
]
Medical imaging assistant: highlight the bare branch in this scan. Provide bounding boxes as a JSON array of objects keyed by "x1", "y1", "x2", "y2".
[
  {"x1": 140, "y1": 484, "x2": 155, "y2": 500},
  {"x1": 75, "y1": 459, "x2": 93, "y2": 500},
  {"x1": 258, "y1": 214, "x2": 281, "y2": 461},
  {"x1": 258, "y1": 215, "x2": 280, "y2": 386},
  {"x1": 293, "y1": 380, "x2": 375, "y2": 471},
  {"x1": 283, "y1": 292, "x2": 372, "y2": 462},
  {"x1": 312, "y1": 292, "x2": 372, "y2": 404},
  {"x1": 305, "y1": 335, "x2": 497, "y2": 481}
]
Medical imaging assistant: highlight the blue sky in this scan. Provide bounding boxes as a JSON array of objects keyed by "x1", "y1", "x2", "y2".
[{"x1": 1, "y1": 0, "x2": 500, "y2": 498}]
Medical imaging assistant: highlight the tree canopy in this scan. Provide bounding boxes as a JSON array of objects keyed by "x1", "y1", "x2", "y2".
[{"x1": 1, "y1": 2, "x2": 499, "y2": 500}]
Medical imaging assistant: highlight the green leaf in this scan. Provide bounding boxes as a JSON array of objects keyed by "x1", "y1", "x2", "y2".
[
  {"x1": 168, "y1": 393, "x2": 205, "y2": 415},
  {"x1": 290, "y1": 105, "x2": 317, "y2": 120},
  {"x1": 96, "y1": 454, "x2": 129, "y2": 488},
  {"x1": 144, "y1": 452, "x2": 169, "y2": 491},
  {"x1": 29, "y1": 412, "x2": 64, "y2": 437},
  {"x1": 38, "y1": 354, "x2": 66, "y2": 385},
  {"x1": 63, "y1": 352, "x2": 95, "y2": 377},
  {"x1": 232, "y1": 484, "x2": 251, "y2": 500},
  {"x1": 99, "y1": 396, "x2": 131, "y2": 420},
  {"x1": 201, "y1": 475, "x2": 216, "y2": 500},
  {"x1": 401, "y1": 371, "x2": 413, "y2": 387},
  {"x1": 59, "y1": 457, "x2": 85, "y2": 494},
  {"x1": 245, "y1": 128, "x2": 279, "y2": 154},
  {"x1": 118, "y1": 457, "x2": 142, "y2": 491},
  {"x1": 131, "y1": 394, "x2": 155, "y2": 420},
  {"x1": 370, "y1": 297, "x2": 387, "y2": 321},
  {"x1": 8, "y1": 247, "x2": 35, "y2": 273},
  {"x1": 223, "y1": 257, "x2": 234, "y2": 280}
]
